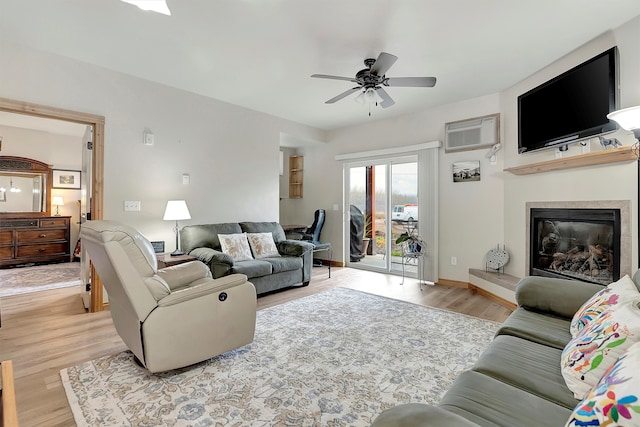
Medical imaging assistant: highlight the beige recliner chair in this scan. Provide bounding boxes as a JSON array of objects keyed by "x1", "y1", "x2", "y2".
[{"x1": 81, "y1": 220, "x2": 256, "y2": 373}]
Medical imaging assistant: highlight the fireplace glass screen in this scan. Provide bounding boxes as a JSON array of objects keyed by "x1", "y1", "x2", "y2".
[{"x1": 530, "y1": 208, "x2": 620, "y2": 286}]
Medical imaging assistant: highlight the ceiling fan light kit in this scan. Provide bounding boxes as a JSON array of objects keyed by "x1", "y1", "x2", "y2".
[
  {"x1": 354, "y1": 88, "x2": 385, "y2": 116},
  {"x1": 312, "y1": 52, "x2": 436, "y2": 115}
]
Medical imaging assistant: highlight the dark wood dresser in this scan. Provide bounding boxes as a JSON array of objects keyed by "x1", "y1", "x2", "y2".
[{"x1": 0, "y1": 216, "x2": 71, "y2": 268}]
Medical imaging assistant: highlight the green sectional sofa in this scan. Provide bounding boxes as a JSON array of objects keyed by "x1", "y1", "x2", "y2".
[
  {"x1": 372, "y1": 272, "x2": 640, "y2": 427},
  {"x1": 180, "y1": 222, "x2": 314, "y2": 295}
]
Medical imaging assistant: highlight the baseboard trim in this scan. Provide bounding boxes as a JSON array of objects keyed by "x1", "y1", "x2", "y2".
[
  {"x1": 314, "y1": 259, "x2": 345, "y2": 268},
  {"x1": 436, "y1": 277, "x2": 517, "y2": 311},
  {"x1": 468, "y1": 284, "x2": 517, "y2": 311},
  {"x1": 435, "y1": 278, "x2": 468, "y2": 288}
]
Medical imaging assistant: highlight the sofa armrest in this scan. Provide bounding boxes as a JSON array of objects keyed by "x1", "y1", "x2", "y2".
[
  {"x1": 157, "y1": 260, "x2": 212, "y2": 291},
  {"x1": 371, "y1": 404, "x2": 479, "y2": 427},
  {"x1": 277, "y1": 239, "x2": 314, "y2": 257},
  {"x1": 278, "y1": 240, "x2": 314, "y2": 284},
  {"x1": 157, "y1": 274, "x2": 250, "y2": 307},
  {"x1": 188, "y1": 247, "x2": 234, "y2": 278},
  {"x1": 515, "y1": 276, "x2": 603, "y2": 319},
  {"x1": 189, "y1": 247, "x2": 234, "y2": 265}
]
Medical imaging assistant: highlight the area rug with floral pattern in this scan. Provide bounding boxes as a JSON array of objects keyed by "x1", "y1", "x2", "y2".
[
  {"x1": 0, "y1": 262, "x2": 81, "y2": 297},
  {"x1": 61, "y1": 287, "x2": 500, "y2": 426}
]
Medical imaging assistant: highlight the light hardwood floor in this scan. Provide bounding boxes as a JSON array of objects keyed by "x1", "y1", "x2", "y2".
[{"x1": 1, "y1": 266, "x2": 512, "y2": 427}]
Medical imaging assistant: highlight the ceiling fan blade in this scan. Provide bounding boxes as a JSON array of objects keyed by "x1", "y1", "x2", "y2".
[
  {"x1": 325, "y1": 87, "x2": 361, "y2": 104},
  {"x1": 311, "y1": 74, "x2": 358, "y2": 83},
  {"x1": 370, "y1": 52, "x2": 398, "y2": 76},
  {"x1": 376, "y1": 87, "x2": 395, "y2": 108},
  {"x1": 384, "y1": 77, "x2": 437, "y2": 87}
]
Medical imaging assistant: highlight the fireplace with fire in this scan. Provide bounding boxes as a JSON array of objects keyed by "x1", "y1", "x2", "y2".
[{"x1": 529, "y1": 208, "x2": 621, "y2": 286}]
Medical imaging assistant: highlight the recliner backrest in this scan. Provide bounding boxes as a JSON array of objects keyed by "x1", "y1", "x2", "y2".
[
  {"x1": 81, "y1": 220, "x2": 163, "y2": 360},
  {"x1": 81, "y1": 220, "x2": 159, "y2": 319}
]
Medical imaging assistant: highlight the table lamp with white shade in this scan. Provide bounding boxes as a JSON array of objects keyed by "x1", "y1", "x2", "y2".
[
  {"x1": 163, "y1": 200, "x2": 191, "y2": 256},
  {"x1": 52, "y1": 196, "x2": 64, "y2": 216}
]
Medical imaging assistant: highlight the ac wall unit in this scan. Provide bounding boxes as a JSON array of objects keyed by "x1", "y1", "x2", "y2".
[{"x1": 444, "y1": 113, "x2": 499, "y2": 153}]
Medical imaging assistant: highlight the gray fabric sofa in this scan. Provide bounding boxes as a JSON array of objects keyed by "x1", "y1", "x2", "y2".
[
  {"x1": 180, "y1": 222, "x2": 314, "y2": 295},
  {"x1": 371, "y1": 272, "x2": 640, "y2": 427}
]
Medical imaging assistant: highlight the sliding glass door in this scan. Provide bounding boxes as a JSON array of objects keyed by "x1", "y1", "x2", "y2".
[{"x1": 345, "y1": 156, "x2": 418, "y2": 275}]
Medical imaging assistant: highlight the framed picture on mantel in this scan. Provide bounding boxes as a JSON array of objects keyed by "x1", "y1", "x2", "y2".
[{"x1": 52, "y1": 169, "x2": 81, "y2": 189}]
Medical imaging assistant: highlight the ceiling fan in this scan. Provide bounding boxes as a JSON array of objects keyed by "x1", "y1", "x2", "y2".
[{"x1": 311, "y1": 52, "x2": 436, "y2": 111}]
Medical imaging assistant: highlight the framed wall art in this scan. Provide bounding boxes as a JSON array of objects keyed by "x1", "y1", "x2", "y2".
[
  {"x1": 452, "y1": 161, "x2": 481, "y2": 183},
  {"x1": 52, "y1": 169, "x2": 81, "y2": 189}
]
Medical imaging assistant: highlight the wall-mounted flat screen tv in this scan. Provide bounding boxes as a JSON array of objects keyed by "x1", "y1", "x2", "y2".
[{"x1": 518, "y1": 47, "x2": 618, "y2": 154}]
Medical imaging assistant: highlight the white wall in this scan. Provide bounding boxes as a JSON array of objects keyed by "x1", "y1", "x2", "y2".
[{"x1": 0, "y1": 41, "x2": 323, "y2": 251}]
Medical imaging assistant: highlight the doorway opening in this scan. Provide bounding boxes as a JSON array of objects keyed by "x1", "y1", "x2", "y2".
[
  {"x1": 0, "y1": 97, "x2": 106, "y2": 311},
  {"x1": 346, "y1": 157, "x2": 421, "y2": 276}
]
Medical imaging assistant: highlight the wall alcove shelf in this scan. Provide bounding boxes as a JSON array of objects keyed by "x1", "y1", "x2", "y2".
[
  {"x1": 504, "y1": 146, "x2": 637, "y2": 175},
  {"x1": 289, "y1": 155, "x2": 304, "y2": 199}
]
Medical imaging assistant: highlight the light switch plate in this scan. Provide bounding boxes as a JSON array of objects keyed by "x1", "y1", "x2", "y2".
[{"x1": 124, "y1": 201, "x2": 141, "y2": 211}]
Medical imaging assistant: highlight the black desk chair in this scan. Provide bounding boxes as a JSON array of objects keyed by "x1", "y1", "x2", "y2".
[{"x1": 301, "y1": 209, "x2": 332, "y2": 278}]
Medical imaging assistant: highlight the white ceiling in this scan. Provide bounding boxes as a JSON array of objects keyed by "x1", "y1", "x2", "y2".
[{"x1": 2, "y1": 0, "x2": 640, "y2": 132}]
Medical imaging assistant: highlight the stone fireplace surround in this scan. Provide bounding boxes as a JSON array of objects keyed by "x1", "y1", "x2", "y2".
[{"x1": 526, "y1": 200, "x2": 632, "y2": 283}]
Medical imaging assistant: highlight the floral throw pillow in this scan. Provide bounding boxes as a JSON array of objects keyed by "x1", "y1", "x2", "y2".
[
  {"x1": 246, "y1": 232, "x2": 281, "y2": 259},
  {"x1": 566, "y1": 341, "x2": 640, "y2": 426},
  {"x1": 218, "y1": 233, "x2": 254, "y2": 262},
  {"x1": 562, "y1": 298, "x2": 640, "y2": 399},
  {"x1": 570, "y1": 275, "x2": 639, "y2": 337}
]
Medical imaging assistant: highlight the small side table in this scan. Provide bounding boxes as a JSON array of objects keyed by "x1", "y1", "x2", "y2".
[
  {"x1": 157, "y1": 253, "x2": 197, "y2": 269},
  {"x1": 282, "y1": 224, "x2": 308, "y2": 240}
]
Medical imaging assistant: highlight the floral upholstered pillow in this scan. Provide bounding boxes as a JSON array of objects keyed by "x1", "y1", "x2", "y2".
[
  {"x1": 562, "y1": 298, "x2": 640, "y2": 399},
  {"x1": 218, "y1": 233, "x2": 254, "y2": 262},
  {"x1": 570, "y1": 275, "x2": 639, "y2": 337},
  {"x1": 566, "y1": 341, "x2": 640, "y2": 427},
  {"x1": 246, "y1": 232, "x2": 280, "y2": 259}
]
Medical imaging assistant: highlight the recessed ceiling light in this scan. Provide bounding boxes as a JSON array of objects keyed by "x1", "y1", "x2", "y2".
[{"x1": 120, "y1": 0, "x2": 171, "y2": 16}]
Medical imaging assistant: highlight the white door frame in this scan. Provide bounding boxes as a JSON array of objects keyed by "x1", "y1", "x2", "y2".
[{"x1": 339, "y1": 142, "x2": 440, "y2": 282}]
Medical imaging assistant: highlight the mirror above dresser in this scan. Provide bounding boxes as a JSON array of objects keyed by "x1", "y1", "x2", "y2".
[
  {"x1": 0, "y1": 156, "x2": 52, "y2": 218},
  {"x1": 0, "y1": 156, "x2": 71, "y2": 268}
]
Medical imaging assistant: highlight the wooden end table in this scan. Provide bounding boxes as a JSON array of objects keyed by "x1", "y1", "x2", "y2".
[{"x1": 156, "y1": 253, "x2": 197, "y2": 268}]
